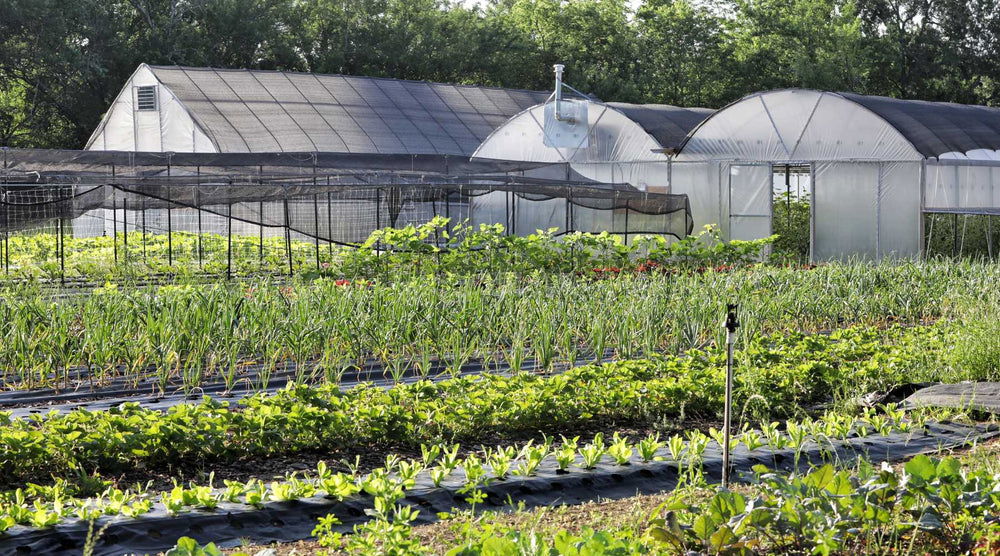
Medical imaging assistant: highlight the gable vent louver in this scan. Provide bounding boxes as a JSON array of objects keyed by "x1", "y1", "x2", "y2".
[{"x1": 136, "y1": 86, "x2": 158, "y2": 111}]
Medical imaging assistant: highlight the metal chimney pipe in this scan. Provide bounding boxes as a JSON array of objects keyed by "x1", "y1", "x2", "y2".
[{"x1": 553, "y1": 64, "x2": 565, "y2": 121}]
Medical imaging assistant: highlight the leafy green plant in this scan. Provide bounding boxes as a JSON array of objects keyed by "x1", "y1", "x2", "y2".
[
  {"x1": 608, "y1": 433, "x2": 634, "y2": 465},
  {"x1": 637, "y1": 433, "x2": 663, "y2": 463},
  {"x1": 164, "y1": 537, "x2": 224, "y2": 556},
  {"x1": 555, "y1": 437, "x2": 579, "y2": 472},
  {"x1": 577, "y1": 433, "x2": 607, "y2": 470},
  {"x1": 512, "y1": 441, "x2": 549, "y2": 477}
]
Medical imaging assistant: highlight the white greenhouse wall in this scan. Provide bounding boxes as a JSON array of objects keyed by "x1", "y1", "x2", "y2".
[
  {"x1": 669, "y1": 90, "x2": 930, "y2": 261},
  {"x1": 86, "y1": 64, "x2": 217, "y2": 153}
]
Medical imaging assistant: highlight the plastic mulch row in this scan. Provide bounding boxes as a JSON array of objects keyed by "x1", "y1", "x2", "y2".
[
  {"x1": 1, "y1": 350, "x2": 621, "y2": 418},
  {"x1": 1, "y1": 421, "x2": 995, "y2": 555}
]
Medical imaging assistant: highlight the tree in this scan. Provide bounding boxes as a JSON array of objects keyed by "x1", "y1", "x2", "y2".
[
  {"x1": 724, "y1": 0, "x2": 869, "y2": 93},
  {"x1": 635, "y1": 0, "x2": 733, "y2": 107}
]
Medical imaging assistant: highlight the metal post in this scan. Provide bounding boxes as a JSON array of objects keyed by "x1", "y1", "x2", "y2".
[
  {"x1": 141, "y1": 205, "x2": 147, "y2": 262},
  {"x1": 953, "y1": 213, "x2": 959, "y2": 257},
  {"x1": 505, "y1": 190, "x2": 510, "y2": 234},
  {"x1": 196, "y1": 167, "x2": 203, "y2": 269},
  {"x1": 313, "y1": 194, "x2": 321, "y2": 270},
  {"x1": 167, "y1": 202, "x2": 173, "y2": 267},
  {"x1": 259, "y1": 200, "x2": 264, "y2": 269},
  {"x1": 375, "y1": 187, "x2": 382, "y2": 253},
  {"x1": 110, "y1": 164, "x2": 117, "y2": 265},
  {"x1": 568, "y1": 188, "x2": 575, "y2": 231},
  {"x1": 122, "y1": 196, "x2": 128, "y2": 261},
  {"x1": 623, "y1": 200, "x2": 630, "y2": 245},
  {"x1": 283, "y1": 197, "x2": 293, "y2": 276},
  {"x1": 112, "y1": 192, "x2": 118, "y2": 264},
  {"x1": 722, "y1": 304, "x2": 740, "y2": 488},
  {"x1": 58, "y1": 218, "x2": 65, "y2": 285},
  {"x1": 1, "y1": 149, "x2": 6, "y2": 274},
  {"x1": 326, "y1": 189, "x2": 333, "y2": 257},
  {"x1": 167, "y1": 161, "x2": 173, "y2": 267},
  {"x1": 785, "y1": 165, "x2": 791, "y2": 230},
  {"x1": 988, "y1": 216, "x2": 994, "y2": 259},
  {"x1": 512, "y1": 191, "x2": 520, "y2": 235},
  {"x1": 227, "y1": 203, "x2": 233, "y2": 279},
  {"x1": 259, "y1": 166, "x2": 265, "y2": 269}
]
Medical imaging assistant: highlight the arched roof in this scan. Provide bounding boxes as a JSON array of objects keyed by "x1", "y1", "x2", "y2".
[
  {"x1": 676, "y1": 88, "x2": 1000, "y2": 161},
  {"x1": 473, "y1": 100, "x2": 711, "y2": 191},
  {"x1": 473, "y1": 100, "x2": 712, "y2": 163},
  {"x1": 837, "y1": 92, "x2": 1000, "y2": 159},
  {"x1": 606, "y1": 103, "x2": 714, "y2": 150}
]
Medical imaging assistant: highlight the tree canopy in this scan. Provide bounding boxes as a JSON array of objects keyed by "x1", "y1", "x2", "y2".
[{"x1": 1, "y1": 0, "x2": 997, "y2": 148}]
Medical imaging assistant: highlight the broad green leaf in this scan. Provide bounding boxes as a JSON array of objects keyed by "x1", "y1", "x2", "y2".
[
  {"x1": 916, "y1": 508, "x2": 944, "y2": 531},
  {"x1": 805, "y1": 464, "x2": 836, "y2": 490},
  {"x1": 693, "y1": 514, "x2": 717, "y2": 541},
  {"x1": 709, "y1": 525, "x2": 738, "y2": 550},
  {"x1": 936, "y1": 457, "x2": 961, "y2": 479},
  {"x1": 826, "y1": 472, "x2": 853, "y2": 496},
  {"x1": 904, "y1": 454, "x2": 936, "y2": 481}
]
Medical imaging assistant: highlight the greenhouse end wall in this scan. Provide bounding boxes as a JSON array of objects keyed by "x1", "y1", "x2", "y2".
[{"x1": 668, "y1": 159, "x2": 924, "y2": 262}]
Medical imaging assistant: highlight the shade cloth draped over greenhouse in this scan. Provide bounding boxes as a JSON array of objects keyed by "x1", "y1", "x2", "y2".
[
  {"x1": 0, "y1": 149, "x2": 693, "y2": 240},
  {"x1": 86, "y1": 65, "x2": 552, "y2": 155}
]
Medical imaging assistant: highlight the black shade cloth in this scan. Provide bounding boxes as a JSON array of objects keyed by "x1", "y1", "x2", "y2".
[
  {"x1": 607, "y1": 103, "x2": 714, "y2": 149},
  {"x1": 96, "y1": 66, "x2": 553, "y2": 156},
  {"x1": 835, "y1": 92, "x2": 1000, "y2": 159},
  {"x1": 0, "y1": 149, "x2": 693, "y2": 238}
]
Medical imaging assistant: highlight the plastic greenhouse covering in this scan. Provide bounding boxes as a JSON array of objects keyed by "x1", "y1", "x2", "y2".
[{"x1": 473, "y1": 99, "x2": 711, "y2": 192}]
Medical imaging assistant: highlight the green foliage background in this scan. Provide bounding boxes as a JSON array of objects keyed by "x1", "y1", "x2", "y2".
[{"x1": 2, "y1": 0, "x2": 1000, "y2": 148}]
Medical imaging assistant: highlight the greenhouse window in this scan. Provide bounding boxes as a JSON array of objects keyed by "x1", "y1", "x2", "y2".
[{"x1": 136, "y1": 86, "x2": 158, "y2": 111}]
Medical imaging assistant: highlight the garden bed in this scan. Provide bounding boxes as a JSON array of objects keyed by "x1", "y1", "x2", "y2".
[{"x1": 2, "y1": 421, "x2": 993, "y2": 555}]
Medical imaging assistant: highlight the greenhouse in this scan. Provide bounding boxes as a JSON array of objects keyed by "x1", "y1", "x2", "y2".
[
  {"x1": 472, "y1": 96, "x2": 711, "y2": 238},
  {"x1": 6, "y1": 67, "x2": 1000, "y2": 273},
  {"x1": 667, "y1": 89, "x2": 1000, "y2": 260}
]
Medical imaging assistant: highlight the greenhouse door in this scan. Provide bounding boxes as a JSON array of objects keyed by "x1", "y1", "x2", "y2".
[{"x1": 727, "y1": 163, "x2": 773, "y2": 243}]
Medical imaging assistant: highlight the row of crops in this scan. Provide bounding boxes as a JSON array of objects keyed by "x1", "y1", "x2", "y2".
[
  {"x1": 307, "y1": 451, "x2": 1000, "y2": 555},
  {"x1": 3, "y1": 259, "x2": 999, "y2": 392},
  {"x1": 1, "y1": 219, "x2": 768, "y2": 281},
  {"x1": 0, "y1": 324, "x2": 953, "y2": 486},
  {"x1": 0, "y1": 413, "x2": 968, "y2": 534}
]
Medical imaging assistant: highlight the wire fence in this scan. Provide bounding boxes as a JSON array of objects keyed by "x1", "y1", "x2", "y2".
[{"x1": 0, "y1": 179, "x2": 691, "y2": 283}]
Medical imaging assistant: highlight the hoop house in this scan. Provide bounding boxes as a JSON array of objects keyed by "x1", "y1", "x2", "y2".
[
  {"x1": 670, "y1": 89, "x2": 1000, "y2": 260},
  {"x1": 472, "y1": 100, "x2": 710, "y2": 239}
]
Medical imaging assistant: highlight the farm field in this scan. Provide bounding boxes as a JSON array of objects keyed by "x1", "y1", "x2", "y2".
[{"x1": 1, "y1": 221, "x2": 999, "y2": 555}]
